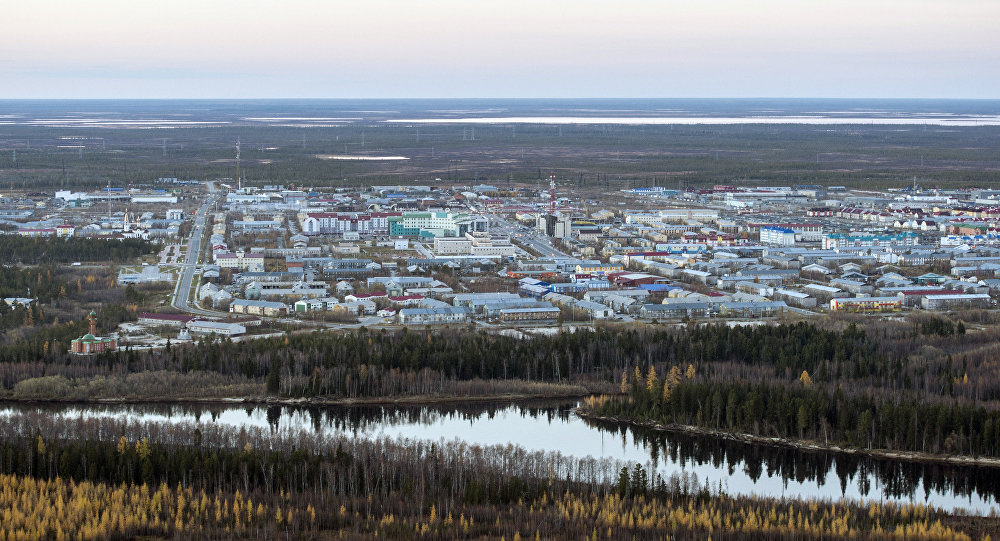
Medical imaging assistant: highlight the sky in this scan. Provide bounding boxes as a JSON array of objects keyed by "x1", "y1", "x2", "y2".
[{"x1": 2, "y1": 0, "x2": 999, "y2": 99}]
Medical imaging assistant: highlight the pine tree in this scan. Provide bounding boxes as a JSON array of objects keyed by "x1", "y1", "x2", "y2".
[{"x1": 266, "y1": 357, "x2": 282, "y2": 395}]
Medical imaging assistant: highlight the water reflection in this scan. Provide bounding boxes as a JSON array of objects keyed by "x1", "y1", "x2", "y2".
[
  {"x1": 3, "y1": 400, "x2": 997, "y2": 513},
  {"x1": 583, "y1": 416, "x2": 998, "y2": 512}
]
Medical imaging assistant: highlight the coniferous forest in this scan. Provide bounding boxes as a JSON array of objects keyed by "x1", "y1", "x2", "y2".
[{"x1": 5, "y1": 316, "x2": 1000, "y2": 538}]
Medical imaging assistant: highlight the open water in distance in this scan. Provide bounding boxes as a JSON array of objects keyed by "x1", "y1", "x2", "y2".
[{"x1": 4, "y1": 400, "x2": 997, "y2": 515}]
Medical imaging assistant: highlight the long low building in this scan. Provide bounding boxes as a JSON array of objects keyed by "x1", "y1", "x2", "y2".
[
  {"x1": 639, "y1": 302, "x2": 710, "y2": 319},
  {"x1": 921, "y1": 293, "x2": 992, "y2": 310},
  {"x1": 829, "y1": 297, "x2": 902, "y2": 313},
  {"x1": 229, "y1": 299, "x2": 288, "y2": 316},
  {"x1": 498, "y1": 306, "x2": 561, "y2": 322},
  {"x1": 138, "y1": 313, "x2": 195, "y2": 327},
  {"x1": 773, "y1": 289, "x2": 817, "y2": 308},
  {"x1": 398, "y1": 307, "x2": 472, "y2": 325},
  {"x1": 717, "y1": 301, "x2": 788, "y2": 318},
  {"x1": 186, "y1": 320, "x2": 246, "y2": 336}
]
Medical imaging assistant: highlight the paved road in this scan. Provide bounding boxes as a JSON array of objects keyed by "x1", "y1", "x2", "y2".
[
  {"x1": 171, "y1": 184, "x2": 221, "y2": 317},
  {"x1": 413, "y1": 242, "x2": 432, "y2": 258},
  {"x1": 490, "y1": 215, "x2": 569, "y2": 258}
]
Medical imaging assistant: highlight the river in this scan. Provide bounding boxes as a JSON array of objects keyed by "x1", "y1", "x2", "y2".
[{"x1": 3, "y1": 400, "x2": 997, "y2": 514}]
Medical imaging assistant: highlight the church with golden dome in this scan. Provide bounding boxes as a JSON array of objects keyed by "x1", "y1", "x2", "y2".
[{"x1": 71, "y1": 311, "x2": 117, "y2": 355}]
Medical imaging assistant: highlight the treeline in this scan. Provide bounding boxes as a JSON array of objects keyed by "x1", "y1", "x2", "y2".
[
  {"x1": 5, "y1": 318, "x2": 1000, "y2": 462},
  {"x1": 0, "y1": 412, "x2": 987, "y2": 540},
  {"x1": 1, "y1": 235, "x2": 155, "y2": 264},
  {"x1": 3, "y1": 320, "x2": 1000, "y2": 404},
  {"x1": 573, "y1": 317, "x2": 1000, "y2": 459},
  {"x1": 595, "y1": 375, "x2": 1000, "y2": 458}
]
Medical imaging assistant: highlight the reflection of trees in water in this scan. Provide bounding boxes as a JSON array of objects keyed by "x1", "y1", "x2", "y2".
[
  {"x1": 584, "y1": 417, "x2": 1000, "y2": 506},
  {"x1": 280, "y1": 400, "x2": 578, "y2": 434},
  {"x1": 2, "y1": 400, "x2": 578, "y2": 435},
  {"x1": 7, "y1": 401, "x2": 995, "y2": 508}
]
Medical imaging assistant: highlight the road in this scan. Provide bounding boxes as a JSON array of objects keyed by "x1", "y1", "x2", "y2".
[
  {"x1": 171, "y1": 183, "x2": 221, "y2": 317},
  {"x1": 490, "y1": 215, "x2": 569, "y2": 258}
]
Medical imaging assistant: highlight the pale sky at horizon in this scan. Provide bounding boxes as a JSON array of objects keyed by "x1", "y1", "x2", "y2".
[{"x1": 3, "y1": 0, "x2": 998, "y2": 99}]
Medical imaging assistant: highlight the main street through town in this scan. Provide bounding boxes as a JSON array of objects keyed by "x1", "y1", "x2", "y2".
[
  {"x1": 170, "y1": 183, "x2": 221, "y2": 317},
  {"x1": 489, "y1": 215, "x2": 569, "y2": 258}
]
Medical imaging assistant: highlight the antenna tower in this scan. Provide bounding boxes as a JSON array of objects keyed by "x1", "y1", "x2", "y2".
[
  {"x1": 126, "y1": 182, "x2": 136, "y2": 231},
  {"x1": 549, "y1": 173, "x2": 556, "y2": 214},
  {"x1": 235, "y1": 139, "x2": 242, "y2": 191}
]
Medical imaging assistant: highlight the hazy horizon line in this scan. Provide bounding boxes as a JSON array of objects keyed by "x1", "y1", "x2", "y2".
[{"x1": 0, "y1": 96, "x2": 998, "y2": 102}]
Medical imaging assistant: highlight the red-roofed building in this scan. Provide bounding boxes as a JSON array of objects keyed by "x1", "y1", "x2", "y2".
[
  {"x1": 388, "y1": 294, "x2": 424, "y2": 307},
  {"x1": 345, "y1": 292, "x2": 387, "y2": 303},
  {"x1": 139, "y1": 313, "x2": 196, "y2": 327},
  {"x1": 609, "y1": 272, "x2": 663, "y2": 287},
  {"x1": 898, "y1": 289, "x2": 964, "y2": 307}
]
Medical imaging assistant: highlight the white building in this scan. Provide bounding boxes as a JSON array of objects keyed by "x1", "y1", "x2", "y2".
[
  {"x1": 433, "y1": 233, "x2": 517, "y2": 257},
  {"x1": 759, "y1": 226, "x2": 796, "y2": 246},
  {"x1": 921, "y1": 293, "x2": 991, "y2": 310},
  {"x1": 187, "y1": 320, "x2": 246, "y2": 336},
  {"x1": 398, "y1": 306, "x2": 472, "y2": 325},
  {"x1": 215, "y1": 252, "x2": 266, "y2": 270},
  {"x1": 300, "y1": 212, "x2": 400, "y2": 236}
]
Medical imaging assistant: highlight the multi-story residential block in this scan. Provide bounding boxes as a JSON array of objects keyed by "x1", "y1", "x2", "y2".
[
  {"x1": 822, "y1": 232, "x2": 919, "y2": 250},
  {"x1": 300, "y1": 212, "x2": 401, "y2": 236},
  {"x1": 759, "y1": 226, "x2": 796, "y2": 246}
]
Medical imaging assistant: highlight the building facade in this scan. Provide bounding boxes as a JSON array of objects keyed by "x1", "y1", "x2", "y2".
[
  {"x1": 71, "y1": 311, "x2": 117, "y2": 355},
  {"x1": 388, "y1": 212, "x2": 488, "y2": 238}
]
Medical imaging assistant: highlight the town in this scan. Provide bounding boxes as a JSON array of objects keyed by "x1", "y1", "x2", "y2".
[{"x1": 5, "y1": 171, "x2": 999, "y2": 350}]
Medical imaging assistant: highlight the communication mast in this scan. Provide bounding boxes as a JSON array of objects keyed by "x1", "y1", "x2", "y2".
[
  {"x1": 124, "y1": 182, "x2": 134, "y2": 231},
  {"x1": 548, "y1": 173, "x2": 556, "y2": 214},
  {"x1": 235, "y1": 139, "x2": 242, "y2": 191}
]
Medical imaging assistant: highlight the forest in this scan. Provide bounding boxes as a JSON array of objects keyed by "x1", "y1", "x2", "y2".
[
  {"x1": 0, "y1": 410, "x2": 992, "y2": 540},
  {"x1": 2, "y1": 236, "x2": 155, "y2": 264},
  {"x1": 2, "y1": 306, "x2": 1000, "y2": 536},
  {"x1": 578, "y1": 318, "x2": 1000, "y2": 460},
  {"x1": 4, "y1": 314, "x2": 1000, "y2": 462}
]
